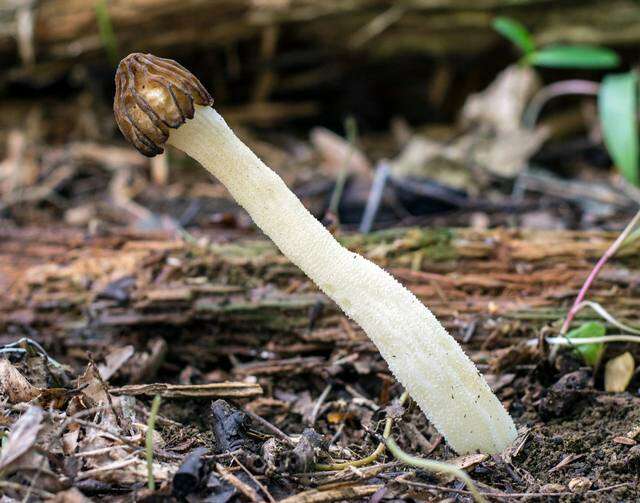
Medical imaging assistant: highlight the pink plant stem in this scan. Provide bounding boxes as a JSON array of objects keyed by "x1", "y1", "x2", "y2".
[{"x1": 560, "y1": 209, "x2": 640, "y2": 334}]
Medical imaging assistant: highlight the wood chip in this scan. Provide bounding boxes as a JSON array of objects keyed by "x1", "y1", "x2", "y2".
[
  {"x1": 605, "y1": 352, "x2": 635, "y2": 393},
  {"x1": 278, "y1": 484, "x2": 383, "y2": 503},
  {"x1": 613, "y1": 436, "x2": 637, "y2": 446}
]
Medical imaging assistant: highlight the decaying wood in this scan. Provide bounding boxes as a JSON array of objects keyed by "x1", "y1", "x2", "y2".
[
  {"x1": 278, "y1": 483, "x2": 383, "y2": 503},
  {"x1": 110, "y1": 382, "x2": 263, "y2": 398},
  {"x1": 1, "y1": 225, "x2": 638, "y2": 362},
  {"x1": 1, "y1": 0, "x2": 639, "y2": 82}
]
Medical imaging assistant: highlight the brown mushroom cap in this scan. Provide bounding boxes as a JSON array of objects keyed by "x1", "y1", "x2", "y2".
[{"x1": 114, "y1": 53, "x2": 213, "y2": 157}]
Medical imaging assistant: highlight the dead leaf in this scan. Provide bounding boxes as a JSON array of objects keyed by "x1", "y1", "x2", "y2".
[
  {"x1": 471, "y1": 127, "x2": 549, "y2": 178},
  {"x1": 62, "y1": 428, "x2": 80, "y2": 456},
  {"x1": 0, "y1": 406, "x2": 43, "y2": 471},
  {"x1": 451, "y1": 452, "x2": 489, "y2": 470},
  {"x1": 98, "y1": 345, "x2": 134, "y2": 381},
  {"x1": 390, "y1": 136, "x2": 476, "y2": 190},
  {"x1": 77, "y1": 364, "x2": 111, "y2": 406},
  {"x1": 310, "y1": 127, "x2": 372, "y2": 177},
  {"x1": 605, "y1": 352, "x2": 635, "y2": 392},
  {"x1": 461, "y1": 65, "x2": 541, "y2": 134},
  {"x1": 437, "y1": 452, "x2": 488, "y2": 482},
  {"x1": 0, "y1": 359, "x2": 40, "y2": 403}
]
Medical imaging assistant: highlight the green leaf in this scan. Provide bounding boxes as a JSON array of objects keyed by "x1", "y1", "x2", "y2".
[
  {"x1": 527, "y1": 45, "x2": 620, "y2": 69},
  {"x1": 492, "y1": 17, "x2": 536, "y2": 55},
  {"x1": 566, "y1": 322, "x2": 606, "y2": 367},
  {"x1": 599, "y1": 72, "x2": 639, "y2": 186}
]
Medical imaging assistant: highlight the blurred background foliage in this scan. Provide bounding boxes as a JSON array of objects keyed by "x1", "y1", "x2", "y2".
[{"x1": 1, "y1": 0, "x2": 639, "y2": 232}]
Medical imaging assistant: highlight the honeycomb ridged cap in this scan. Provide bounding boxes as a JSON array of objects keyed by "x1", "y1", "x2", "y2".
[{"x1": 114, "y1": 53, "x2": 213, "y2": 157}]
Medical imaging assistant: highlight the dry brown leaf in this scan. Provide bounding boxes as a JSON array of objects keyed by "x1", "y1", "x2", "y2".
[
  {"x1": 461, "y1": 64, "x2": 541, "y2": 134},
  {"x1": 77, "y1": 364, "x2": 111, "y2": 406},
  {"x1": 0, "y1": 359, "x2": 40, "y2": 403},
  {"x1": 128, "y1": 338, "x2": 168, "y2": 384},
  {"x1": 310, "y1": 127, "x2": 372, "y2": 177},
  {"x1": 0, "y1": 406, "x2": 43, "y2": 472},
  {"x1": 390, "y1": 136, "x2": 476, "y2": 190},
  {"x1": 62, "y1": 428, "x2": 80, "y2": 456},
  {"x1": 98, "y1": 345, "x2": 134, "y2": 381},
  {"x1": 471, "y1": 127, "x2": 549, "y2": 178},
  {"x1": 437, "y1": 452, "x2": 489, "y2": 482},
  {"x1": 605, "y1": 352, "x2": 635, "y2": 392}
]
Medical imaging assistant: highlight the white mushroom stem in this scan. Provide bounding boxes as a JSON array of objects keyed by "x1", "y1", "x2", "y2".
[{"x1": 169, "y1": 105, "x2": 517, "y2": 454}]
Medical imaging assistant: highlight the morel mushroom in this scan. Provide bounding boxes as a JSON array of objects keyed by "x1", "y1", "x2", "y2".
[{"x1": 114, "y1": 53, "x2": 517, "y2": 454}]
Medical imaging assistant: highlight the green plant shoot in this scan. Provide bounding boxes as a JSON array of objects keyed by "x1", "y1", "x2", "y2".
[
  {"x1": 527, "y1": 45, "x2": 620, "y2": 69},
  {"x1": 566, "y1": 321, "x2": 606, "y2": 367},
  {"x1": 493, "y1": 17, "x2": 620, "y2": 70}
]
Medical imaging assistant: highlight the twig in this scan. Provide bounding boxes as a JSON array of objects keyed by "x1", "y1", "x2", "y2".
[
  {"x1": 110, "y1": 382, "x2": 263, "y2": 398},
  {"x1": 560, "y1": 209, "x2": 640, "y2": 335},
  {"x1": 309, "y1": 384, "x2": 332, "y2": 426},
  {"x1": 359, "y1": 161, "x2": 390, "y2": 233},
  {"x1": 547, "y1": 334, "x2": 640, "y2": 346},
  {"x1": 232, "y1": 453, "x2": 276, "y2": 503},
  {"x1": 244, "y1": 409, "x2": 296, "y2": 447},
  {"x1": 70, "y1": 418, "x2": 139, "y2": 449},
  {"x1": 392, "y1": 478, "x2": 631, "y2": 500},
  {"x1": 279, "y1": 484, "x2": 382, "y2": 503},
  {"x1": 349, "y1": 4, "x2": 406, "y2": 48},
  {"x1": 77, "y1": 457, "x2": 139, "y2": 480},
  {"x1": 0, "y1": 481, "x2": 53, "y2": 499},
  {"x1": 216, "y1": 463, "x2": 263, "y2": 502}
]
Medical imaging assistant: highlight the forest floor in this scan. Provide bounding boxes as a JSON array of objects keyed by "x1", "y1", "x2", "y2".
[{"x1": 1, "y1": 220, "x2": 639, "y2": 502}]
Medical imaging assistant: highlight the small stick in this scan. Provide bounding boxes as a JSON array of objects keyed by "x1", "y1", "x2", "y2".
[
  {"x1": 232, "y1": 453, "x2": 276, "y2": 503},
  {"x1": 309, "y1": 384, "x2": 332, "y2": 426},
  {"x1": 244, "y1": 409, "x2": 295, "y2": 447},
  {"x1": 359, "y1": 161, "x2": 390, "y2": 234},
  {"x1": 216, "y1": 463, "x2": 263, "y2": 502}
]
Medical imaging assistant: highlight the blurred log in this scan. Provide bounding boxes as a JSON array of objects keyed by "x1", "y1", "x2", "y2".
[
  {"x1": 1, "y1": 0, "x2": 639, "y2": 83},
  {"x1": 1, "y1": 225, "x2": 638, "y2": 358}
]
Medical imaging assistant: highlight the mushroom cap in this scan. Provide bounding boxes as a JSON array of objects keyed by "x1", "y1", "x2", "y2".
[{"x1": 114, "y1": 53, "x2": 213, "y2": 157}]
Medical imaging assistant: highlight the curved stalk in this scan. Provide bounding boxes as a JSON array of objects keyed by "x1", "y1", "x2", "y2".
[{"x1": 168, "y1": 106, "x2": 516, "y2": 454}]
